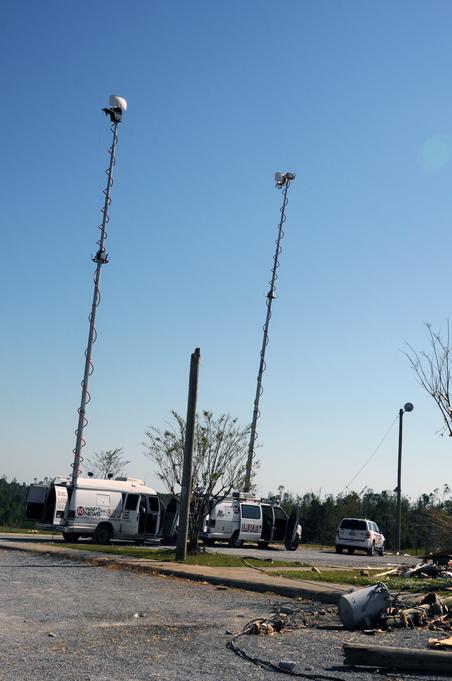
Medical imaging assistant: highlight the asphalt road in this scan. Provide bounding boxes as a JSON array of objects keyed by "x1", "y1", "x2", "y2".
[
  {"x1": 0, "y1": 548, "x2": 446, "y2": 681},
  {"x1": 207, "y1": 544, "x2": 421, "y2": 568},
  {"x1": 1, "y1": 533, "x2": 421, "y2": 568}
]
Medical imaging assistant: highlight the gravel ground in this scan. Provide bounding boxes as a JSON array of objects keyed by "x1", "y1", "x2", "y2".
[{"x1": 0, "y1": 549, "x2": 449, "y2": 681}]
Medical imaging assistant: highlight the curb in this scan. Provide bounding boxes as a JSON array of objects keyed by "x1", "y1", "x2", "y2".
[{"x1": 0, "y1": 540, "x2": 351, "y2": 604}]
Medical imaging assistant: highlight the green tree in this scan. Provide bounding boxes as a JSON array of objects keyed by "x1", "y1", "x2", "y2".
[
  {"x1": 144, "y1": 410, "x2": 252, "y2": 550},
  {"x1": 86, "y1": 448, "x2": 130, "y2": 479},
  {"x1": 0, "y1": 476, "x2": 30, "y2": 527}
]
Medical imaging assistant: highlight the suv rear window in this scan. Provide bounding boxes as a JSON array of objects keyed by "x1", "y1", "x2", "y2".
[{"x1": 340, "y1": 519, "x2": 366, "y2": 531}]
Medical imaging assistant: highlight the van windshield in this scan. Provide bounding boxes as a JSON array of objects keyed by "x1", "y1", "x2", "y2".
[{"x1": 340, "y1": 519, "x2": 366, "y2": 531}]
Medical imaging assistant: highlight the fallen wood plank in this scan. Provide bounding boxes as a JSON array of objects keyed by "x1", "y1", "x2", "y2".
[
  {"x1": 343, "y1": 642, "x2": 452, "y2": 673},
  {"x1": 374, "y1": 567, "x2": 400, "y2": 579}
]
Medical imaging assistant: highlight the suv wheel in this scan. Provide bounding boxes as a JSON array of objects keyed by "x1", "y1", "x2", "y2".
[
  {"x1": 378, "y1": 543, "x2": 385, "y2": 557},
  {"x1": 335, "y1": 546, "x2": 343, "y2": 554},
  {"x1": 367, "y1": 542, "x2": 375, "y2": 557}
]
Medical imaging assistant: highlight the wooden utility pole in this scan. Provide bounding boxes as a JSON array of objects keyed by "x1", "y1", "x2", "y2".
[{"x1": 176, "y1": 348, "x2": 201, "y2": 561}]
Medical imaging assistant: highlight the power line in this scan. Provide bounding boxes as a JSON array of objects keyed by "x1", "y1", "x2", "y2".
[{"x1": 343, "y1": 415, "x2": 398, "y2": 493}]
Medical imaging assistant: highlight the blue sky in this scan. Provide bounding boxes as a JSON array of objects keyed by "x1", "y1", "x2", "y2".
[{"x1": 2, "y1": 0, "x2": 452, "y2": 501}]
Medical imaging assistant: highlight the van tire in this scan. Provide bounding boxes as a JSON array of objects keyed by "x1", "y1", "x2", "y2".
[
  {"x1": 93, "y1": 523, "x2": 113, "y2": 545},
  {"x1": 229, "y1": 531, "x2": 243, "y2": 548},
  {"x1": 202, "y1": 538, "x2": 215, "y2": 546},
  {"x1": 347, "y1": 548, "x2": 355, "y2": 554},
  {"x1": 335, "y1": 545, "x2": 343, "y2": 554},
  {"x1": 62, "y1": 533, "x2": 79, "y2": 543},
  {"x1": 258, "y1": 542, "x2": 269, "y2": 549},
  {"x1": 161, "y1": 533, "x2": 177, "y2": 546}
]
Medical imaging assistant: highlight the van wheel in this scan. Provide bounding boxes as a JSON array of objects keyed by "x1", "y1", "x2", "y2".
[
  {"x1": 62, "y1": 533, "x2": 79, "y2": 543},
  {"x1": 93, "y1": 523, "x2": 113, "y2": 545},
  {"x1": 258, "y1": 542, "x2": 269, "y2": 550},
  {"x1": 347, "y1": 548, "x2": 355, "y2": 555},
  {"x1": 161, "y1": 534, "x2": 177, "y2": 546},
  {"x1": 367, "y1": 543, "x2": 375, "y2": 557},
  {"x1": 202, "y1": 538, "x2": 215, "y2": 546},
  {"x1": 335, "y1": 546, "x2": 343, "y2": 554},
  {"x1": 229, "y1": 531, "x2": 243, "y2": 548},
  {"x1": 285, "y1": 536, "x2": 300, "y2": 551}
]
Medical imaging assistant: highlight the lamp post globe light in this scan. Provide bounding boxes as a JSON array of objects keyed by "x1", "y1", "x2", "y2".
[{"x1": 396, "y1": 402, "x2": 414, "y2": 554}]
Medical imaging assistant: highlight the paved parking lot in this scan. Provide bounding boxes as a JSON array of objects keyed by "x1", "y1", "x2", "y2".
[{"x1": 0, "y1": 548, "x2": 446, "y2": 681}]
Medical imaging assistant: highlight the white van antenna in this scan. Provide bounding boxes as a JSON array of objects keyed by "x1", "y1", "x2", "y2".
[
  {"x1": 243, "y1": 172, "x2": 296, "y2": 493},
  {"x1": 71, "y1": 95, "x2": 127, "y2": 486}
]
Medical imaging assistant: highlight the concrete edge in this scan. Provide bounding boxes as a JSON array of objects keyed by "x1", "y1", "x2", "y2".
[{"x1": 0, "y1": 541, "x2": 347, "y2": 604}]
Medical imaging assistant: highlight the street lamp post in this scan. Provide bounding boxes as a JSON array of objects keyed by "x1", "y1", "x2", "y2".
[{"x1": 396, "y1": 402, "x2": 414, "y2": 554}]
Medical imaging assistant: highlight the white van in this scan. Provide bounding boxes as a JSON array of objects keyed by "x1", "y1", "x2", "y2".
[
  {"x1": 25, "y1": 476, "x2": 177, "y2": 544},
  {"x1": 200, "y1": 493, "x2": 301, "y2": 551}
]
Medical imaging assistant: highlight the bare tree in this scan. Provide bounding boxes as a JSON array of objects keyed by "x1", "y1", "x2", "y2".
[
  {"x1": 86, "y1": 448, "x2": 130, "y2": 479},
  {"x1": 143, "y1": 410, "x2": 253, "y2": 549},
  {"x1": 405, "y1": 322, "x2": 452, "y2": 436}
]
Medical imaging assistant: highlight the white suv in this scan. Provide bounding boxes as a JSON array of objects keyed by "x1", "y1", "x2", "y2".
[{"x1": 335, "y1": 518, "x2": 385, "y2": 556}]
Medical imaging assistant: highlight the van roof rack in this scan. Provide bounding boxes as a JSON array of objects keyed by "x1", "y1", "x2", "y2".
[
  {"x1": 114, "y1": 476, "x2": 145, "y2": 485},
  {"x1": 231, "y1": 491, "x2": 257, "y2": 501}
]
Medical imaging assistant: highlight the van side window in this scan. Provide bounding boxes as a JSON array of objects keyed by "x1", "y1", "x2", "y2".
[
  {"x1": 147, "y1": 496, "x2": 159, "y2": 513},
  {"x1": 241, "y1": 504, "x2": 261, "y2": 519},
  {"x1": 125, "y1": 494, "x2": 139, "y2": 511}
]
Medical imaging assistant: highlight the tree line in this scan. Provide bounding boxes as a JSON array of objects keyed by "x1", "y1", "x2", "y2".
[
  {"x1": 271, "y1": 484, "x2": 452, "y2": 552},
  {"x1": 2, "y1": 472, "x2": 452, "y2": 552}
]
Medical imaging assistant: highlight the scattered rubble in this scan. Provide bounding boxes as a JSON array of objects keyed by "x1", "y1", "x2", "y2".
[
  {"x1": 380, "y1": 552, "x2": 452, "y2": 580},
  {"x1": 339, "y1": 583, "x2": 452, "y2": 632}
]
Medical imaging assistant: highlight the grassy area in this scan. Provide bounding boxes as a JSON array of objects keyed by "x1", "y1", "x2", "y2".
[
  {"x1": 270, "y1": 567, "x2": 452, "y2": 594},
  {"x1": 0, "y1": 526, "x2": 48, "y2": 533},
  {"x1": 61, "y1": 543, "x2": 308, "y2": 568}
]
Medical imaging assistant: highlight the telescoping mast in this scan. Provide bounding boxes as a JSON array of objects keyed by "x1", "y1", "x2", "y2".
[
  {"x1": 71, "y1": 95, "x2": 127, "y2": 487},
  {"x1": 243, "y1": 172, "x2": 296, "y2": 493}
]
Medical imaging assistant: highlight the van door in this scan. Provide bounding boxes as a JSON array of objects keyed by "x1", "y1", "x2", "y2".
[
  {"x1": 239, "y1": 503, "x2": 262, "y2": 543},
  {"x1": 143, "y1": 495, "x2": 162, "y2": 537},
  {"x1": 273, "y1": 505, "x2": 288, "y2": 542},
  {"x1": 52, "y1": 485, "x2": 68, "y2": 526},
  {"x1": 120, "y1": 493, "x2": 140, "y2": 537},
  {"x1": 160, "y1": 497, "x2": 179, "y2": 543},
  {"x1": 38, "y1": 484, "x2": 68, "y2": 526},
  {"x1": 284, "y1": 506, "x2": 300, "y2": 550},
  {"x1": 25, "y1": 485, "x2": 48, "y2": 521},
  {"x1": 261, "y1": 504, "x2": 273, "y2": 541}
]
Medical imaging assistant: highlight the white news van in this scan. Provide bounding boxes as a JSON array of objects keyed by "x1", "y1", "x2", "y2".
[
  {"x1": 200, "y1": 493, "x2": 301, "y2": 551},
  {"x1": 25, "y1": 476, "x2": 178, "y2": 544}
]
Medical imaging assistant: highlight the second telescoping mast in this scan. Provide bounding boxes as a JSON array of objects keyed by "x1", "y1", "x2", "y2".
[
  {"x1": 243, "y1": 172, "x2": 296, "y2": 493},
  {"x1": 71, "y1": 95, "x2": 128, "y2": 487}
]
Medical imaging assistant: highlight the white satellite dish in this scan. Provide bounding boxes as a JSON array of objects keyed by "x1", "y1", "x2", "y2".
[{"x1": 109, "y1": 95, "x2": 128, "y2": 111}]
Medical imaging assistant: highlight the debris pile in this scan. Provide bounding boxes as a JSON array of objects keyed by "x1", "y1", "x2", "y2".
[
  {"x1": 404, "y1": 552, "x2": 452, "y2": 579},
  {"x1": 383, "y1": 592, "x2": 452, "y2": 631},
  {"x1": 377, "y1": 552, "x2": 452, "y2": 580}
]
